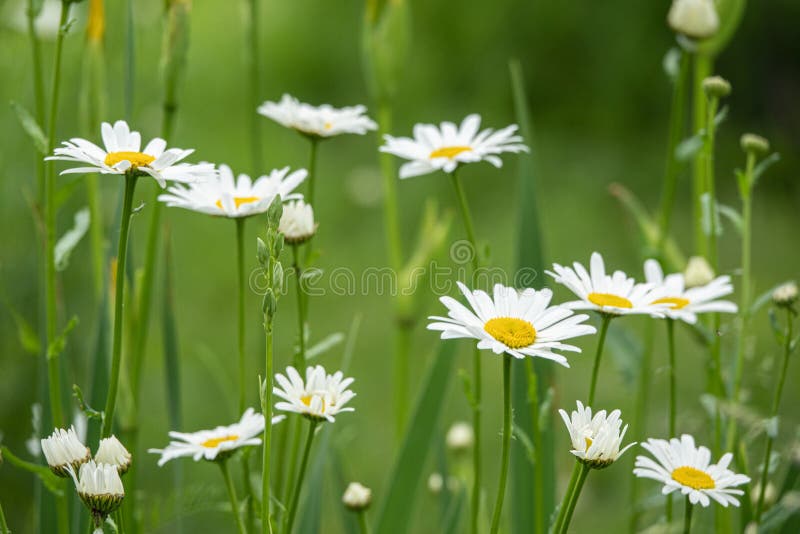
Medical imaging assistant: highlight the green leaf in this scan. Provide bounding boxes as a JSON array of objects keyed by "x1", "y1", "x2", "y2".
[
  {"x1": 752, "y1": 152, "x2": 781, "y2": 186},
  {"x1": 305, "y1": 332, "x2": 345, "y2": 361},
  {"x1": 374, "y1": 342, "x2": 456, "y2": 534},
  {"x1": 7, "y1": 305, "x2": 40, "y2": 355},
  {"x1": 47, "y1": 315, "x2": 79, "y2": 360},
  {"x1": 10, "y1": 101, "x2": 48, "y2": 154},
  {"x1": 675, "y1": 134, "x2": 704, "y2": 162},
  {"x1": 441, "y1": 487, "x2": 467, "y2": 534},
  {"x1": 296, "y1": 426, "x2": 330, "y2": 534},
  {"x1": 55, "y1": 207, "x2": 90, "y2": 271},
  {"x1": 717, "y1": 203, "x2": 743, "y2": 235},
  {"x1": 0, "y1": 446, "x2": 65, "y2": 497}
]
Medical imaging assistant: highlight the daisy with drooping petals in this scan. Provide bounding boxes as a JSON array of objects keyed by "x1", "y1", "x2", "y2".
[
  {"x1": 257, "y1": 94, "x2": 377, "y2": 138},
  {"x1": 279, "y1": 199, "x2": 317, "y2": 244},
  {"x1": 273, "y1": 365, "x2": 356, "y2": 423},
  {"x1": 634, "y1": 434, "x2": 750, "y2": 507},
  {"x1": 643, "y1": 259, "x2": 737, "y2": 324},
  {"x1": 94, "y1": 435, "x2": 132, "y2": 475},
  {"x1": 47, "y1": 120, "x2": 216, "y2": 187},
  {"x1": 558, "y1": 401, "x2": 635, "y2": 469},
  {"x1": 427, "y1": 282, "x2": 596, "y2": 367},
  {"x1": 67, "y1": 460, "x2": 125, "y2": 532},
  {"x1": 158, "y1": 164, "x2": 306, "y2": 218},
  {"x1": 380, "y1": 114, "x2": 529, "y2": 179},
  {"x1": 148, "y1": 408, "x2": 283, "y2": 466},
  {"x1": 547, "y1": 252, "x2": 669, "y2": 317}
]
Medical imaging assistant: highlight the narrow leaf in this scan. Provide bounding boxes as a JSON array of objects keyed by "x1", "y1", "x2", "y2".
[
  {"x1": 10, "y1": 101, "x2": 48, "y2": 154},
  {"x1": 47, "y1": 315, "x2": 79, "y2": 360},
  {"x1": 55, "y1": 208, "x2": 90, "y2": 271},
  {"x1": 675, "y1": 134, "x2": 704, "y2": 162},
  {"x1": 305, "y1": 332, "x2": 346, "y2": 361},
  {"x1": 752, "y1": 152, "x2": 780, "y2": 185}
]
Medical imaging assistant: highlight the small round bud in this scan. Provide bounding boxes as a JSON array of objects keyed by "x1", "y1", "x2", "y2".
[
  {"x1": 772, "y1": 281, "x2": 798, "y2": 308},
  {"x1": 279, "y1": 200, "x2": 317, "y2": 245},
  {"x1": 667, "y1": 0, "x2": 719, "y2": 40},
  {"x1": 740, "y1": 133, "x2": 770, "y2": 155},
  {"x1": 342, "y1": 482, "x2": 372, "y2": 511},
  {"x1": 684, "y1": 256, "x2": 715, "y2": 288},
  {"x1": 702, "y1": 76, "x2": 731, "y2": 99},
  {"x1": 446, "y1": 422, "x2": 474, "y2": 452},
  {"x1": 427, "y1": 472, "x2": 443, "y2": 494}
]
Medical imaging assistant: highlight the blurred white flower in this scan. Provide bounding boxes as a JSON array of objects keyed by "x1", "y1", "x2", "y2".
[
  {"x1": 274, "y1": 365, "x2": 356, "y2": 423},
  {"x1": 667, "y1": 0, "x2": 719, "y2": 39},
  {"x1": 95, "y1": 435, "x2": 132, "y2": 475},
  {"x1": 158, "y1": 164, "x2": 306, "y2": 218},
  {"x1": 684, "y1": 256, "x2": 715, "y2": 288},
  {"x1": 446, "y1": 422, "x2": 474, "y2": 452},
  {"x1": 258, "y1": 94, "x2": 377, "y2": 138},
  {"x1": 342, "y1": 482, "x2": 372, "y2": 510},
  {"x1": 279, "y1": 199, "x2": 317, "y2": 244},
  {"x1": 427, "y1": 472, "x2": 444, "y2": 494},
  {"x1": 558, "y1": 401, "x2": 635, "y2": 469},
  {"x1": 380, "y1": 114, "x2": 528, "y2": 179},
  {"x1": 41, "y1": 426, "x2": 91, "y2": 477},
  {"x1": 772, "y1": 281, "x2": 798, "y2": 307},
  {"x1": 5, "y1": 0, "x2": 73, "y2": 41}
]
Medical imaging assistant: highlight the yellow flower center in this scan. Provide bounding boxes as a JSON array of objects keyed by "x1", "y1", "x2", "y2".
[
  {"x1": 429, "y1": 146, "x2": 472, "y2": 159},
  {"x1": 483, "y1": 317, "x2": 537, "y2": 349},
  {"x1": 671, "y1": 466, "x2": 716, "y2": 490},
  {"x1": 215, "y1": 196, "x2": 260, "y2": 210},
  {"x1": 585, "y1": 437, "x2": 593, "y2": 450},
  {"x1": 301, "y1": 394, "x2": 325, "y2": 411},
  {"x1": 104, "y1": 151, "x2": 156, "y2": 168},
  {"x1": 324, "y1": 122, "x2": 333, "y2": 130},
  {"x1": 652, "y1": 297, "x2": 690, "y2": 310},
  {"x1": 201, "y1": 435, "x2": 239, "y2": 448},
  {"x1": 587, "y1": 292, "x2": 633, "y2": 309}
]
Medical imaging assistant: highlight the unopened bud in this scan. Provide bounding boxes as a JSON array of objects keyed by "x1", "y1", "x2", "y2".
[
  {"x1": 342, "y1": 482, "x2": 372, "y2": 511},
  {"x1": 684, "y1": 256, "x2": 715, "y2": 288},
  {"x1": 427, "y1": 472, "x2": 443, "y2": 494},
  {"x1": 703, "y1": 76, "x2": 731, "y2": 99},
  {"x1": 446, "y1": 422, "x2": 474, "y2": 452},
  {"x1": 740, "y1": 133, "x2": 770, "y2": 155},
  {"x1": 667, "y1": 0, "x2": 719, "y2": 40},
  {"x1": 773, "y1": 281, "x2": 798, "y2": 307}
]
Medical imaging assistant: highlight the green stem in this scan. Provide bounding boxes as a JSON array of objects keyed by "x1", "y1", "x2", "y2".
[
  {"x1": 261, "y1": 327, "x2": 274, "y2": 533},
  {"x1": 755, "y1": 308, "x2": 794, "y2": 522},
  {"x1": 357, "y1": 510, "x2": 370, "y2": 534},
  {"x1": 667, "y1": 319, "x2": 677, "y2": 437},
  {"x1": 27, "y1": 0, "x2": 46, "y2": 205},
  {"x1": 246, "y1": 0, "x2": 262, "y2": 173},
  {"x1": 524, "y1": 359, "x2": 544, "y2": 533},
  {"x1": 237, "y1": 218, "x2": 247, "y2": 413},
  {"x1": 220, "y1": 460, "x2": 248, "y2": 534},
  {"x1": 449, "y1": 172, "x2": 479, "y2": 272},
  {"x1": 683, "y1": 497, "x2": 693, "y2": 534},
  {"x1": 588, "y1": 316, "x2": 611, "y2": 405},
  {"x1": 303, "y1": 139, "x2": 318, "y2": 265},
  {"x1": 489, "y1": 355, "x2": 512, "y2": 534},
  {"x1": 377, "y1": 102, "x2": 403, "y2": 272},
  {"x1": 102, "y1": 174, "x2": 138, "y2": 437},
  {"x1": 285, "y1": 420, "x2": 317, "y2": 534},
  {"x1": 558, "y1": 463, "x2": 591, "y2": 534},
  {"x1": 690, "y1": 53, "x2": 711, "y2": 256},
  {"x1": 553, "y1": 462, "x2": 581, "y2": 534},
  {"x1": 393, "y1": 323, "x2": 411, "y2": 440},
  {"x1": 0, "y1": 499, "x2": 8, "y2": 534},
  {"x1": 703, "y1": 96, "x2": 720, "y2": 268},
  {"x1": 282, "y1": 418, "x2": 303, "y2": 512},
  {"x1": 292, "y1": 246, "x2": 307, "y2": 369}
]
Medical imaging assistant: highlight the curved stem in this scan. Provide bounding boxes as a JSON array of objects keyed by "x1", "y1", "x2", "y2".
[
  {"x1": 558, "y1": 463, "x2": 591, "y2": 534},
  {"x1": 237, "y1": 218, "x2": 247, "y2": 413},
  {"x1": 588, "y1": 316, "x2": 611, "y2": 405},
  {"x1": 553, "y1": 462, "x2": 581, "y2": 534},
  {"x1": 101, "y1": 174, "x2": 138, "y2": 437},
  {"x1": 490, "y1": 355, "x2": 512, "y2": 534},
  {"x1": 683, "y1": 496, "x2": 693, "y2": 534},
  {"x1": 220, "y1": 460, "x2": 247, "y2": 534},
  {"x1": 285, "y1": 420, "x2": 317, "y2": 534}
]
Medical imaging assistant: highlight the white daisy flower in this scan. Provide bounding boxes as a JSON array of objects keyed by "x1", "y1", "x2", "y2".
[
  {"x1": 342, "y1": 482, "x2": 372, "y2": 511},
  {"x1": 273, "y1": 365, "x2": 356, "y2": 423},
  {"x1": 558, "y1": 401, "x2": 635, "y2": 469},
  {"x1": 643, "y1": 259, "x2": 737, "y2": 324},
  {"x1": 633, "y1": 434, "x2": 750, "y2": 507},
  {"x1": 67, "y1": 460, "x2": 125, "y2": 518},
  {"x1": 279, "y1": 199, "x2": 317, "y2": 244},
  {"x1": 427, "y1": 282, "x2": 596, "y2": 367},
  {"x1": 257, "y1": 94, "x2": 377, "y2": 138},
  {"x1": 379, "y1": 114, "x2": 529, "y2": 179},
  {"x1": 546, "y1": 252, "x2": 669, "y2": 317},
  {"x1": 47, "y1": 120, "x2": 217, "y2": 187},
  {"x1": 158, "y1": 164, "x2": 306, "y2": 218},
  {"x1": 94, "y1": 435, "x2": 132, "y2": 475},
  {"x1": 40, "y1": 426, "x2": 91, "y2": 477},
  {"x1": 148, "y1": 408, "x2": 283, "y2": 466}
]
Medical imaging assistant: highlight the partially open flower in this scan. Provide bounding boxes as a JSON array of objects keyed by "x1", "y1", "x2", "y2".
[
  {"x1": 740, "y1": 133, "x2": 770, "y2": 155},
  {"x1": 68, "y1": 461, "x2": 125, "y2": 523},
  {"x1": 342, "y1": 482, "x2": 372, "y2": 511},
  {"x1": 41, "y1": 426, "x2": 91, "y2": 477},
  {"x1": 667, "y1": 0, "x2": 719, "y2": 40},
  {"x1": 559, "y1": 401, "x2": 635, "y2": 469},
  {"x1": 446, "y1": 422, "x2": 474, "y2": 452},
  {"x1": 772, "y1": 281, "x2": 798, "y2": 308},
  {"x1": 279, "y1": 199, "x2": 317, "y2": 245},
  {"x1": 95, "y1": 435, "x2": 132, "y2": 475},
  {"x1": 274, "y1": 365, "x2": 356, "y2": 423}
]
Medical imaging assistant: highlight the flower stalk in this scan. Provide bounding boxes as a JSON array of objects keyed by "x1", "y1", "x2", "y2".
[
  {"x1": 555, "y1": 462, "x2": 591, "y2": 534},
  {"x1": 220, "y1": 460, "x2": 248, "y2": 534},
  {"x1": 489, "y1": 355, "x2": 512, "y2": 534},
  {"x1": 588, "y1": 316, "x2": 611, "y2": 405},
  {"x1": 285, "y1": 419, "x2": 318, "y2": 534}
]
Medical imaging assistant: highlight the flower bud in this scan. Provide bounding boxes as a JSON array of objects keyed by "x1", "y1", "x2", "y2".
[
  {"x1": 41, "y1": 426, "x2": 91, "y2": 477},
  {"x1": 446, "y1": 421, "x2": 474, "y2": 452},
  {"x1": 740, "y1": 133, "x2": 770, "y2": 155},
  {"x1": 702, "y1": 76, "x2": 731, "y2": 99},
  {"x1": 772, "y1": 281, "x2": 798, "y2": 308},
  {"x1": 70, "y1": 461, "x2": 125, "y2": 518},
  {"x1": 684, "y1": 256, "x2": 715, "y2": 288},
  {"x1": 427, "y1": 472, "x2": 443, "y2": 494},
  {"x1": 667, "y1": 0, "x2": 719, "y2": 40},
  {"x1": 279, "y1": 200, "x2": 318, "y2": 245},
  {"x1": 95, "y1": 436, "x2": 132, "y2": 475},
  {"x1": 342, "y1": 482, "x2": 372, "y2": 511}
]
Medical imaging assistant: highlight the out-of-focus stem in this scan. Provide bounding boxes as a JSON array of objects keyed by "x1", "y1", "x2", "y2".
[
  {"x1": 489, "y1": 355, "x2": 512, "y2": 534},
  {"x1": 237, "y1": 218, "x2": 247, "y2": 412},
  {"x1": 588, "y1": 316, "x2": 611, "y2": 405},
  {"x1": 691, "y1": 53, "x2": 711, "y2": 256},
  {"x1": 220, "y1": 460, "x2": 248, "y2": 534},
  {"x1": 285, "y1": 419, "x2": 317, "y2": 534},
  {"x1": 245, "y1": 0, "x2": 263, "y2": 173},
  {"x1": 26, "y1": 0, "x2": 46, "y2": 205}
]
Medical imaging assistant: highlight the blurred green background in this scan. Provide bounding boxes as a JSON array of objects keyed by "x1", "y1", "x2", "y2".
[{"x1": 1, "y1": 0, "x2": 798, "y2": 532}]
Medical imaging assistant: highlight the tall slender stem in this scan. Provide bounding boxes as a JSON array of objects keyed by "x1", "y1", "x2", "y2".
[
  {"x1": 558, "y1": 463, "x2": 591, "y2": 534},
  {"x1": 683, "y1": 496, "x2": 693, "y2": 534},
  {"x1": 220, "y1": 460, "x2": 248, "y2": 534},
  {"x1": 666, "y1": 318, "x2": 676, "y2": 524},
  {"x1": 393, "y1": 323, "x2": 411, "y2": 439},
  {"x1": 553, "y1": 462, "x2": 581, "y2": 534},
  {"x1": 237, "y1": 218, "x2": 247, "y2": 413},
  {"x1": 0, "y1": 499, "x2": 8, "y2": 534},
  {"x1": 285, "y1": 420, "x2": 317, "y2": 534},
  {"x1": 102, "y1": 174, "x2": 138, "y2": 437},
  {"x1": 448, "y1": 172, "x2": 479, "y2": 272},
  {"x1": 588, "y1": 316, "x2": 611, "y2": 405},
  {"x1": 292, "y1": 246, "x2": 307, "y2": 368},
  {"x1": 524, "y1": 359, "x2": 544, "y2": 532},
  {"x1": 357, "y1": 510, "x2": 370, "y2": 534},
  {"x1": 377, "y1": 102, "x2": 402, "y2": 271},
  {"x1": 490, "y1": 355, "x2": 512, "y2": 534},
  {"x1": 303, "y1": 139, "x2": 319, "y2": 264},
  {"x1": 27, "y1": 0, "x2": 46, "y2": 205},
  {"x1": 261, "y1": 328, "x2": 274, "y2": 533},
  {"x1": 245, "y1": 0, "x2": 262, "y2": 173},
  {"x1": 690, "y1": 53, "x2": 711, "y2": 256}
]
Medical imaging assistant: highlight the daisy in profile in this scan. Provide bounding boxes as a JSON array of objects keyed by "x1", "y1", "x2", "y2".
[
  {"x1": 47, "y1": 120, "x2": 216, "y2": 187},
  {"x1": 643, "y1": 259, "x2": 737, "y2": 324},
  {"x1": 41, "y1": 426, "x2": 91, "y2": 477},
  {"x1": 273, "y1": 365, "x2": 356, "y2": 422},
  {"x1": 380, "y1": 114, "x2": 528, "y2": 179},
  {"x1": 158, "y1": 164, "x2": 306, "y2": 218},
  {"x1": 558, "y1": 401, "x2": 635, "y2": 469},
  {"x1": 67, "y1": 460, "x2": 125, "y2": 534},
  {"x1": 427, "y1": 282, "x2": 596, "y2": 367},
  {"x1": 634, "y1": 434, "x2": 750, "y2": 507},
  {"x1": 547, "y1": 252, "x2": 669, "y2": 317},
  {"x1": 148, "y1": 408, "x2": 283, "y2": 466},
  {"x1": 279, "y1": 199, "x2": 317, "y2": 244},
  {"x1": 257, "y1": 94, "x2": 377, "y2": 138}
]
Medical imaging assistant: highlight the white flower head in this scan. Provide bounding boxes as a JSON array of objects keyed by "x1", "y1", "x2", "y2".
[
  {"x1": 684, "y1": 256, "x2": 715, "y2": 288},
  {"x1": 47, "y1": 120, "x2": 217, "y2": 187},
  {"x1": 148, "y1": 408, "x2": 283, "y2": 466},
  {"x1": 633, "y1": 434, "x2": 750, "y2": 507},
  {"x1": 772, "y1": 281, "x2": 798, "y2": 307},
  {"x1": 158, "y1": 164, "x2": 306, "y2": 218},
  {"x1": 95, "y1": 435, "x2": 132, "y2": 475},
  {"x1": 380, "y1": 113, "x2": 529, "y2": 179},
  {"x1": 258, "y1": 94, "x2": 377, "y2": 138},
  {"x1": 279, "y1": 199, "x2": 317, "y2": 244},
  {"x1": 446, "y1": 421, "x2": 474, "y2": 452},
  {"x1": 273, "y1": 365, "x2": 356, "y2": 423},
  {"x1": 41, "y1": 426, "x2": 91, "y2": 477},
  {"x1": 6, "y1": 0, "x2": 71, "y2": 40},
  {"x1": 342, "y1": 482, "x2": 372, "y2": 511},
  {"x1": 546, "y1": 252, "x2": 670, "y2": 317},
  {"x1": 428, "y1": 282, "x2": 596, "y2": 367},
  {"x1": 644, "y1": 259, "x2": 737, "y2": 324},
  {"x1": 667, "y1": 0, "x2": 720, "y2": 39},
  {"x1": 558, "y1": 401, "x2": 635, "y2": 469},
  {"x1": 67, "y1": 460, "x2": 125, "y2": 518}
]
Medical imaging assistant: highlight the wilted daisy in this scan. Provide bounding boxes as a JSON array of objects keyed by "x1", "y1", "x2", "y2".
[
  {"x1": 47, "y1": 120, "x2": 216, "y2": 187},
  {"x1": 273, "y1": 365, "x2": 356, "y2": 422},
  {"x1": 148, "y1": 408, "x2": 283, "y2": 466},
  {"x1": 158, "y1": 164, "x2": 306, "y2": 218},
  {"x1": 94, "y1": 435, "x2": 132, "y2": 475},
  {"x1": 41, "y1": 426, "x2": 91, "y2": 477},
  {"x1": 257, "y1": 94, "x2": 377, "y2": 138},
  {"x1": 558, "y1": 401, "x2": 635, "y2": 469},
  {"x1": 643, "y1": 259, "x2": 737, "y2": 324},
  {"x1": 428, "y1": 282, "x2": 596, "y2": 366},
  {"x1": 380, "y1": 114, "x2": 528, "y2": 179},
  {"x1": 67, "y1": 461, "x2": 125, "y2": 524},
  {"x1": 279, "y1": 199, "x2": 317, "y2": 244},
  {"x1": 547, "y1": 252, "x2": 669, "y2": 317},
  {"x1": 633, "y1": 434, "x2": 750, "y2": 507}
]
